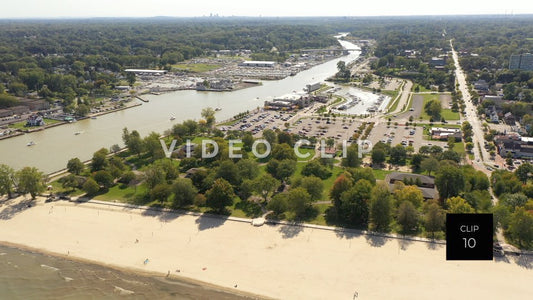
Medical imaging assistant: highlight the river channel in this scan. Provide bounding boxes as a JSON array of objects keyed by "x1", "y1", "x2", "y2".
[{"x1": 0, "y1": 39, "x2": 363, "y2": 173}]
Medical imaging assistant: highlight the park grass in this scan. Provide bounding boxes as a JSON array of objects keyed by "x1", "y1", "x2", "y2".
[
  {"x1": 309, "y1": 203, "x2": 331, "y2": 226},
  {"x1": 48, "y1": 180, "x2": 85, "y2": 196},
  {"x1": 441, "y1": 109, "x2": 460, "y2": 121},
  {"x1": 171, "y1": 63, "x2": 221, "y2": 73},
  {"x1": 296, "y1": 148, "x2": 315, "y2": 162},
  {"x1": 372, "y1": 169, "x2": 394, "y2": 180},
  {"x1": 93, "y1": 184, "x2": 148, "y2": 202}
]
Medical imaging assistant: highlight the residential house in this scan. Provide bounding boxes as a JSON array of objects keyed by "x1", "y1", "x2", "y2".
[
  {"x1": 504, "y1": 112, "x2": 516, "y2": 125},
  {"x1": 26, "y1": 114, "x2": 45, "y2": 127},
  {"x1": 473, "y1": 80, "x2": 489, "y2": 92},
  {"x1": 495, "y1": 133, "x2": 533, "y2": 159}
]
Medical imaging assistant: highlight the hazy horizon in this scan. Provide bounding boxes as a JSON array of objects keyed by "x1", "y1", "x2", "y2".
[{"x1": 1, "y1": 0, "x2": 532, "y2": 19}]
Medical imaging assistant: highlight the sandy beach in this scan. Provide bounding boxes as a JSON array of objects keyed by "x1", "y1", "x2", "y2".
[{"x1": 1, "y1": 196, "x2": 532, "y2": 300}]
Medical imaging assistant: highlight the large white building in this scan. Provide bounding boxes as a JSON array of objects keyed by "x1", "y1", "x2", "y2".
[{"x1": 239, "y1": 61, "x2": 276, "y2": 68}]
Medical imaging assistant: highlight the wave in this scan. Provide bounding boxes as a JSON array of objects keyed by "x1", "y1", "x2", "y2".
[
  {"x1": 113, "y1": 286, "x2": 135, "y2": 295},
  {"x1": 40, "y1": 264, "x2": 59, "y2": 272}
]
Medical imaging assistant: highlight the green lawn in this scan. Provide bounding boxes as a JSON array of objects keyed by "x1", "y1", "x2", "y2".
[
  {"x1": 419, "y1": 93, "x2": 460, "y2": 121},
  {"x1": 372, "y1": 169, "x2": 394, "y2": 180},
  {"x1": 441, "y1": 109, "x2": 460, "y2": 121},
  {"x1": 93, "y1": 184, "x2": 148, "y2": 202},
  {"x1": 171, "y1": 63, "x2": 221, "y2": 73}
]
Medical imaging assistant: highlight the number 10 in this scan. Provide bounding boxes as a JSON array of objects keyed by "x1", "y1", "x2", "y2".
[{"x1": 463, "y1": 238, "x2": 476, "y2": 248}]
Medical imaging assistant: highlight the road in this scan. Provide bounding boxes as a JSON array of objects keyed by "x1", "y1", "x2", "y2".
[
  {"x1": 388, "y1": 80, "x2": 413, "y2": 116},
  {"x1": 450, "y1": 40, "x2": 490, "y2": 170}
]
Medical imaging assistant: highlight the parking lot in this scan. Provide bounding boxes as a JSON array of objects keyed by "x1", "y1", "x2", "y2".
[
  {"x1": 220, "y1": 107, "x2": 362, "y2": 144},
  {"x1": 368, "y1": 122, "x2": 427, "y2": 151}
]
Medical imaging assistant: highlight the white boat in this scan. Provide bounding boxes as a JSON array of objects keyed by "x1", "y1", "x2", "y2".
[
  {"x1": 27, "y1": 141, "x2": 35, "y2": 146},
  {"x1": 215, "y1": 108, "x2": 222, "y2": 111},
  {"x1": 170, "y1": 116, "x2": 176, "y2": 121},
  {"x1": 91, "y1": 116, "x2": 97, "y2": 119}
]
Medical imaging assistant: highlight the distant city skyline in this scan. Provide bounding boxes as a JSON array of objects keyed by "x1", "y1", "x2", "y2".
[{"x1": 1, "y1": 0, "x2": 532, "y2": 19}]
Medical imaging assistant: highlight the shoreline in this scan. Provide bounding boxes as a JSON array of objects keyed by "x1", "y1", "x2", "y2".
[
  {"x1": 0, "y1": 102, "x2": 144, "y2": 141},
  {"x1": 1, "y1": 196, "x2": 532, "y2": 299}
]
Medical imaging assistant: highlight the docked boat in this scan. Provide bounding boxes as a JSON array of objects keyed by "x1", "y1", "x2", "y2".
[{"x1": 91, "y1": 116, "x2": 97, "y2": 119}]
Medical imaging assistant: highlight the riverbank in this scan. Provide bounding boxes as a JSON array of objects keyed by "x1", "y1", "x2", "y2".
[
  {"x1": 1, "y1": 196, "x2": 531, "y2": 299},
  {"x1": 0, "y1": 102, "x2": 144, "y2": 142}
]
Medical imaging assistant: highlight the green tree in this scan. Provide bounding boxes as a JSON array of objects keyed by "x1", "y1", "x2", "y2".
[
  {"x1": 424, "y1": 201, "x2": 445, "y2": 238},
  {"x1": 293, "y1": 176, "x2": 324, "y2": 201},
  {"x1": 424, "y1": 99, "x2": 442, "y2": 120},
  {"x1": 394, "y1": 185, "x2": 424, "y2": 209},
  {"x1": 507, "y1": 208, "x2": 533, "y2": 248},
  {"x1": 267, "y1": 192, "x2": 288, "y2": 217},
  {"x1": 61, "y1": 174, "x2": 80, "y2": 191},
  {"x1": 123, "y1": 128, "x2": 143, "y2": 157},
  {"x1": 0, "y1": 164, "x2": 15, "y2": 198},
  {"x1": 253, "y1": 173, "x2": 280, "y2": 201},
  {"x1": 274, "y1": 159, "x2": 296, "y2": 182},
  {"x1": 150, "y1": 183, "x2": 171, "y2": 203},
  {"x1": 242, "y1": 132, "x2": 254, "y2": 152},
  {"x1": 262, "y1": 129, "x2": 277, "y2": 145},
  {"x1": 389, "y1": 144, "x2": 407, "y2": 165},
  {"x1": 16, "y1": 167, "x2": 45, "y2": 199},
  {"x1": 236, "y1": 159, "x2": 259, "y2": 180},
  {"x1": 67, "y1": 157, "x2": 84, "y2": 175},
  {"x1": 271, "y1": 143, "x2": 296, "y2": 161},
  {"x1": 435, "y1": 165, "x2": 465, "y2": 200},
  {"x1": 171, "y1": 178, "x2": 198, "y2": 208},
  {"x1": 301, "y1": 159, "x2": 332, "y2": 180},
  {"x1": 287, "y1": 187, "x2": 312, "y2": 220},
  {"x1": 369, "y1": 182, "x2": 393, "y2": 232},
  {"x1": 201, "y1": 107, "x2": 216, "y2": 129},
  {"x1": 515, "y1": 163, "x2": 533, "y2": 184},
  {"x1": 215, "y1": 160, "x2": 241, "y2": 186},
  {"x1": 143, "y1": 132, "x2": 165, "y2": 160},
  {"x1": 238, "y1": 179, "x2": 255, "y2": 201},
  {"x1": 82, "y1": 178, "x2": 100, "y2": 196},
  {"x1": 143, "y1": 165, "x2": 165, "y2": 189},
  {"x1": 93, "y1": 170, "x2": 114, "y2": 189},
  {"x1": 330, "y1": 173, "x2": 353, "y2": 207},
  {"x1": 338, "y1": 179, "x2": 372, "y2": 226},
  {"x1": 341, "y1": 143, "x2": 360, "y2": 168},
  {"x1": 397, "y1": 201, "x2": 419, "y2": 233},
  {"x1": 371, "y1": 148, "x2": 386, "y2": 166},
  {"x1": 446, "y1": 196, "x2": 475, "y2": 213},
  {"x1": 500, "y1": 193, "x2": 528, "y2": 212},
  {"x1": 91, "y1": 148, "x2": 109, "y2": 172},
  {"x1": 205, "y1": 178, "x2": 235, "y2": 213}
]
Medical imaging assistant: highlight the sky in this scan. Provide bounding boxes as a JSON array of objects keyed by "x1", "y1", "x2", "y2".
[{"x1": 1, "y1": 0, "x2": 532, "y2": 18}]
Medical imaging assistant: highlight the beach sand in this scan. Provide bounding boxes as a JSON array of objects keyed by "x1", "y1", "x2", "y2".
[{"x1": 1, "y1": 196, "x2": 532, "y2": 299}]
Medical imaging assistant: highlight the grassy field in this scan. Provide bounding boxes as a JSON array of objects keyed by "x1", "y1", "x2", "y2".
[
  {"x1": 93, "y1": 184, "x2": 148, "y2": 202},
  {"x1": 171, "y1": 63, "x2": 221, "y2": 73},
  {"x1": 419, "y1": 93, "x2": 460, "y2": 121},
  {"x1": 372, "y1": 169, "x2": 394, "y2": 180}
]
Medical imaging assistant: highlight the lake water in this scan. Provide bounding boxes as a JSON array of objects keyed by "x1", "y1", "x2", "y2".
[{"x1": 0, "y1": 244, "x2": 251, "y2": 299}]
